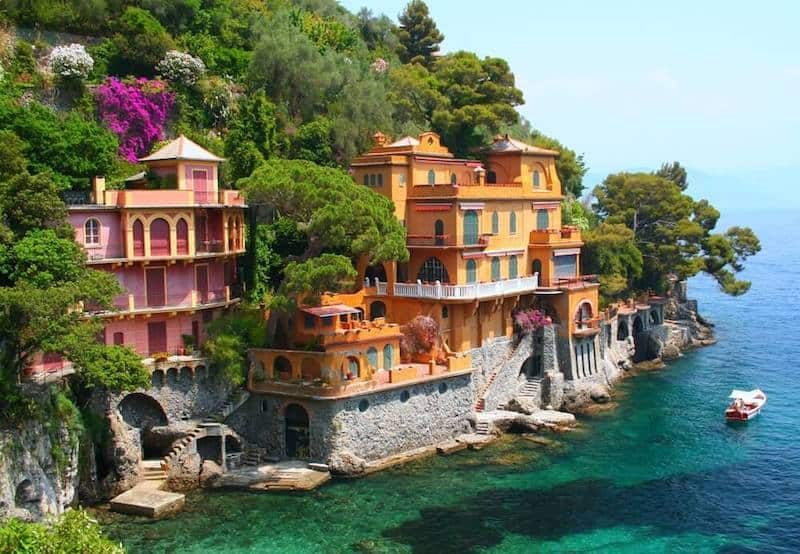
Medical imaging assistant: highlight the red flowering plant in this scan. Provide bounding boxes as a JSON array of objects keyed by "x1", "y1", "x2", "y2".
[
  {"x1": 400, "y1": 315, "x2": 439, "y2": 360},
  {"x1": 95, "y1": 77, "x2": 175, "y2": 163},
  {"x1": 513, "y1": 307, "x2": 552, "y2": 334}
]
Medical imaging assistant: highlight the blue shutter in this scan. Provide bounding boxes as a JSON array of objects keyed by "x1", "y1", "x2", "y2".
[
  {"x1": 463, "y1": 210, "x2": 479, "y2": 245},
  {"x1": 367, "y1": 347, "x2": 378, "y2": 368},
  {"x1": 466, "y1": 259, "x2": 477, "y2": 283},
  {"x1": 509, "y1": 256, "x2": 518, "y2": 278},
  {"x1": 383, "y1": 344, "x2": 393, "y2": 369},
  {"x1": 536, "y1": 209, "x2": 550, "y2": 230},
  {"x1": 491, "y1": 258, "x2": 501, "y2": 281}
]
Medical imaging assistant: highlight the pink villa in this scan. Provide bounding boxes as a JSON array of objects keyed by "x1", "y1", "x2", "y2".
[{"x1": 37, "y1": 136, "x2": 247, "y2": 370}]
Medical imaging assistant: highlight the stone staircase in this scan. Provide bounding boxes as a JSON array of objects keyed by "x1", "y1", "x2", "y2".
[
  {"x1": 519, "y1": 378, "x2": 542, "y2": 399},
  {"x1": 474, "y1": 342, "x2": 521, "y2": 413},
  {"x1": 141, "y1": 459, "x2": 168, "y2": 487},
  {"x1": 242, "y1": 446, "x2": 267, "y2": 467},
  {"x1": 161, "y1": 389, "x2": 250, "y2": 470},
  {"x1": 474, "y1": 420, "x2": 491, "y2": 435}
]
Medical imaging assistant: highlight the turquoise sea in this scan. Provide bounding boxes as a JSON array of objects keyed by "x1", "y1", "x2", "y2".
[{"x1": 103, "y1": 210, "x2": 800, "y2": 553}]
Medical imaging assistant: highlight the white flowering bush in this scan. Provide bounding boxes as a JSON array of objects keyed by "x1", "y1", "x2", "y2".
[
  {"x1": 199, "y1": 76, "x2": 236, "y2": 127},
  {"x1": 48, "y1": 43, "x2": 93, "y2": 80},
  {"x1": 157, "y1": 50, "x2": 206, "y2": 86}
]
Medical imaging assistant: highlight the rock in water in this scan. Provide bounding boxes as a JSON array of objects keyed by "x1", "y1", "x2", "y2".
[
  {"x1": 589, "y1": 384, "x2": 611, "y2": 403},
  {"x1": 327, "y1": 451, "x2": 367, "y2": 476},
  {"x1": 199, "y1": 460, "x2": 222, "y2": 488}
]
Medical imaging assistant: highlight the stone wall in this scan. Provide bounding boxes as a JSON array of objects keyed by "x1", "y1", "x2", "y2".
[
  {"x1": 143, "y1": 365, "x2": 233, "y2": 423},
  {"x1": 0, "y1": 419, "x2": 78, "y2": 521},
  {"x1": 228, "y1": 372, "x2": 473, "y2": 464}
]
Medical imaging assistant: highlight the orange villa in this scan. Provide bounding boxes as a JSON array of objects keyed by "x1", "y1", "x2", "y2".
[{"x1": 242, "y1": 132, "x2": 611, "y2": 463}]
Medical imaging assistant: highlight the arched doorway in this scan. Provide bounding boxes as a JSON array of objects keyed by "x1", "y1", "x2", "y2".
[
  {"x1": 434, "y1": 219, "x2": 444, "y2": 246},
  {"x1": 132, "y1": 220, "x2": 145, "y2": 257},
  {"x1": 369, "y1": 300, "x2": 386, "y2": 320},
  {"x1": 521, "y1": 355, "x2": 543, "y2": 378},
  {"x1": 149, "y1": 218, "x2": 170, "y2": 256},
  {"x1": 532, "y1": 259, "x2": 542, "y2": 277},
  {"x1": 365, "y1": 263, "x2": 387, "y2": 284},
  {"x1": 417, "y1": 257, "x2": 449, "y2": 283},
  {"x1": 118, "y1": 393, "x2": 169, "y2": 459},
  {"x1": 617, "y1": 320, "x2": 629, "y2": 341},
  {"x1": 284, "y1": 404, "x2": 310, "y2": 459},
  {"x1": 632, "y1": 315, "x2": 652, "y2": 362},
  {"x1": 176, "y1": 219, "x2": 189, "y2": 255},
  {"x1": 575, "y1": 302, "x2": 593, "y2": 330},
  {"x1": 342, "y1": 356, "x2": 360, "y2": 380},
  {"x1": 273, "y1": 356, "x2": 292, "y2": 380}
]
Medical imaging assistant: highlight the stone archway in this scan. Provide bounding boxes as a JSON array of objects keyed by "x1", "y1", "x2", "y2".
[
  {"x1": 118, "y1": 393, "x2": 169, "y2": 459},
  {"x1": 617, "y1": 320, "x2": 629, "y2": 341},
  {"x1": 632, "y1": 315, "x2": 654, "y2": 362},
  {"x1": 284, "y1": 404, "x2": 310, "y2": 459},
  {"x1": 369, "y1": 300, "x2": 386, "y2": 320}
]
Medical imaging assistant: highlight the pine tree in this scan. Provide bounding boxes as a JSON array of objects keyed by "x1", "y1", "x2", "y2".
[{"x1": 395, "y1": 0, "x2": 444, "y2": 68}]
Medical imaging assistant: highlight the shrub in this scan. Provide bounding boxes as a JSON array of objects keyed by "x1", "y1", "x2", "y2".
[
  {"x1": 513, "y1": 308, "x2": 552, "y2": 333},
  {"x1": 48, "y1": 43, "x2": 93, "y2": 80},
  {"x1": 197, "y1": 76, "x2": 236, "y2": 127},
  {"x1": 371, "y1": 58, "x2": 388, "y2": 73},
  {"x1": 111, "y1": 7, "x2": 175, "y2": 76},
  {"x1": 95, "y1": 77, "x2": 175, "y2": 163},
  {"x1": 156, "y1": 50, "x2": 205, "y2": 85},
  {"x1": 0, "y1": 508, "x2": 124, "y2": 553},
  {"x1": 400, "y1": 315, "x2": 438, "y2": 358}
]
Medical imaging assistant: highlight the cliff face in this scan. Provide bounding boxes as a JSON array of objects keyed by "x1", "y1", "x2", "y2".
[{"x1": 0, "y1": 419, "x2": 79, "y2": 521}]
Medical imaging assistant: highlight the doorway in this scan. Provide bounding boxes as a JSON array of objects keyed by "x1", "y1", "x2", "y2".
[{"x1": 284, "y1": 404, "x2": 310, "y2": 459}]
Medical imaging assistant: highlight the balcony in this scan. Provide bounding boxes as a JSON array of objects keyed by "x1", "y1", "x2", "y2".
[
  {"x1": 371, "y1": 274, "x2": 538, "y2": 301},
  {"x1": 70, "y1": 188, "x2": 247, "y2": 209},
  {"x1": 539, "y1": 274, "x2": 599, "y2": 290},
  {"x1": 410, "y1": 182, "x2": 527, "y2": 200},
  {"x1": 573, "y1": 317, "x2": 601, "y2": 337},
  {"x1": 406, "y1": 233, "x2": 489, "y2": 248},
  {"x1": 87, "y1": 285, "x2": 241, "y2": 317},
  {"x1": 529, "y1": 226, "x2": 582, "y2": 245}
]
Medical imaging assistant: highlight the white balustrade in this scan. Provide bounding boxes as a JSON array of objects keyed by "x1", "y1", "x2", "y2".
[{"x1": 389, "y1": 275, "x2": 538, "y2": 300}]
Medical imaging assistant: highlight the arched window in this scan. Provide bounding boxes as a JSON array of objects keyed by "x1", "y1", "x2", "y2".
[
  {"x1": 536, "y1": 209, "x2": 550, "y2": 230},
  {"x1": 427, "y1": 170, "x2": 436, "y2": 185},
  {"x1": 463, "y1": 210, "x2": 479, "y2": 245},
  {"x1": 176, "y1": 219, "x2": 189, "y2": 255},
  {"x1": 466, "y1": 259, "x2": 477, "y2": 283},
  {"x1": 576, "y1": 302, "x2": 593, "y2": 330},
  {"x1": 533, "y1": 170, "x2": 541, "y2": 188},
  {"x1": 491, "y1": 212, "x2": 499, "y2": 235},
  {"x1": 417, "y1": 257, "x2": 450, "y2": 283},
  {"x1": 273, "y1": 356, "x2": 292, "y2": 379},
  {"x1": 487, "y1": 171, "x2": 497, "y2": 184},
  {"x1": 377, "y1": 173, "x2": 383, "y2": 186},
  {"x1": 149, "y1": 218, "x2": 170, "y2": 256},
  {"x1": 532, "y1": 259, "x2": 542, "y2": 277},
  {"x1": 434, "y1": 219, "x2": 444, "y2": 246},
  {"x1": 491, "y1": 257, "x2": 501, "y2": 281},
  {"x1": 363, "y1": 174, "x2": 369, "y2": 186},
  {"x1": 84, "y1": 218, "x2": 100, "y2": 246},
  {"x1": 132, "y1": 220, "x2": 145, "y2": 256},
  {"x1": 367, "y1": 347, "x2": 378, "y2": 368},
  {"x1": 450, "y1": 172, "x2": 457, "y2": 185},
  {"x1": 369, "y1": 300, "x2": 386, "y2": 320},
  {"x1": 383, "y1": 344, "x2": 393, "y2": 370},
  {"x1": 345, "y1": 357, "x2": 359, "y2": 379},
  {"x1": 508, "y1": 255, "x2": 518, "y2": 279},
  {"x1": 370, "y1": 174, "x2": 376, "y2": 186},
  {"x1": 509, "y1": 211, "x2": 517, "y2": 234}
]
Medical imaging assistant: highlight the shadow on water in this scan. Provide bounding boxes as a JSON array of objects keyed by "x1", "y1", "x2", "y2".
[{"x1": 382, "y1": 454, "x2": 800, "y2": 554}]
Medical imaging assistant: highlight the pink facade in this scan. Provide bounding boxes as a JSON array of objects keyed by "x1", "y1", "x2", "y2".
[{"x1": 36, "y1": 137, "x2": 248, "y2": 366}]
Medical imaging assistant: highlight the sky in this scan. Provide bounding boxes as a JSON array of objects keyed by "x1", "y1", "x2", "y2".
[{"x1": 339, "y1": 0, "x2": 800, "y2": 181}]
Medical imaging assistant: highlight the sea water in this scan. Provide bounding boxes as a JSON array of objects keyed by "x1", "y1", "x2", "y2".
[{"x1": 103, "y1": 210, "x2": 800, "y2": 553}]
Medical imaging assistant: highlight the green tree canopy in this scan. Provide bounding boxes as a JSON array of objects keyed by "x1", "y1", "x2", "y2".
[
  {"x1": 593, "y1": 170, "x2": 760, "y2": 295},
  {"x1": 111, "y1": 7, "x2": 176, "y2": 76},
  {"x1": 431, "y1": 51, "x2": 523, "y2": 156},
  {"x1": 395, "y1": 0, "x2": 444, "y2": 68},
  {"x1": 582, "y1": 223, "x2": 643, "y2": 299}
]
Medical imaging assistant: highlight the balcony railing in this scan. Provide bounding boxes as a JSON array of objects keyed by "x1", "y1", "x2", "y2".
[
  {"x1": 529, "y1": 226, "x2": 582, "y2": 244},
  {"x1": 371, "y1": 274, "x2": 538, "y2": 301},
  {"x1": 196, "y1": 239, "x2": 225, "y2": 254},
  {"x1": 539, "y1": 274, "x2": 599, "y2": 289},
  {"x1": 87, "y1": 285, "x2": 242, "y2": 316}
]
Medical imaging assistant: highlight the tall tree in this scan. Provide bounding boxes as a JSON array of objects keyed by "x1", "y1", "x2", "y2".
[
  {"x1": 238, "y1": 159, "x2": 408, "y2": 345},
  {"x1": 395, "y1": 0, "x2": 444, "y2": 68},
  {"x1": 593, "y1": 171, "x2": 760, "y2": 295},
  {"x1": 431, "y1": 51, "x2": 523, "y2": 156},
  {"x1": 655, "y1": 161, "x2": 688, "y2": 190}
]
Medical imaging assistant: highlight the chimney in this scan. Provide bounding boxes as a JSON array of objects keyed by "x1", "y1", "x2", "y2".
[
  {"x1": 91, "y1": 176, "x2": 106, "y2": 204},
  {"x1": 372, "y1": 131, "x2": 387, "y2": 147}
]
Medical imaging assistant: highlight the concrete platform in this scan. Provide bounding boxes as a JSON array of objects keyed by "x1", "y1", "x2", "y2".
[
  {"x1": 215, "y1": 460, "x2": 331, "y2": 492},
  {"x1": 455, "y1": 433, "x2": 498, "y2": 450},
  {"x1": 437, "y1": 439, "x2": 468, "y2": 455},
  {"x1": 109, "y1": 487, "x2": 185, "y2": 517}
]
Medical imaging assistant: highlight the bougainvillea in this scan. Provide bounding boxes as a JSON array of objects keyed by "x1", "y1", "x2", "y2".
[
  {"x1": 95, "y1": 77, "x2": 175, "y2": 162},
  {"x1": 400, "y1": 314, "x2": 439, "y2": 358},
  {"x1": 513, "y1": 308, "x2": 552, "y2": 333},
  {"x1": 48, "y1": 43, "x2": 93, "y2": 80},
  {"x1": 156, "y1": 50, "x2": 205, "y2": 85}
]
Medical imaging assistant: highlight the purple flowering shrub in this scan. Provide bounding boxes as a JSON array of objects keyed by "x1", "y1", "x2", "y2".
[
  {"x1": 513, "y1": 308, "x2": 552, "y2": 333},
  {"x1": 95, "y1": 77, "x2": 175, "y2": 162}
]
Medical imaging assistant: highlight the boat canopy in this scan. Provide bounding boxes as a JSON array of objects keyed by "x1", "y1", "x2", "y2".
[{"x1": 729, "y1": 389, "x2": 762, "y2": 401}]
